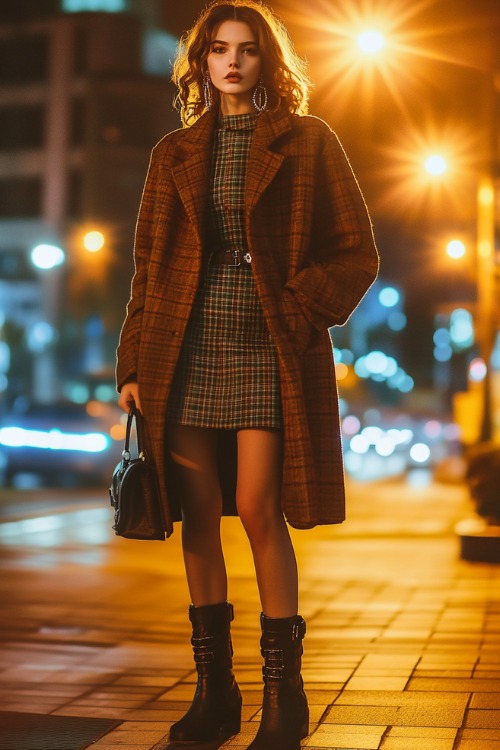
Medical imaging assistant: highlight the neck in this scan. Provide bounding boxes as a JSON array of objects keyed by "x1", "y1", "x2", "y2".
[{"x1": 220, "y1": 93, "x2": 254, "y2": 115}]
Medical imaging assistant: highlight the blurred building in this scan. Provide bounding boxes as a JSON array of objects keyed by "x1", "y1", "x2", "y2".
[{"x1": 0, "y1": 4, "x2": 179, "y2": 402}]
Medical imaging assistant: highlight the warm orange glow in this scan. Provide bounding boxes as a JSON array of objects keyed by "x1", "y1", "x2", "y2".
[
  {"x1": 335, "y1": 362, "x2": 349, "y2": 381},
  {"x1": 83, "y1": 231, "x2": 105, "y2": 252},
  {"x1": 425, "y1": 154, "x2": 447, "y2": 176},
  {"x1": 478, "y1": 185, "x2": 494, "y2": 206},
  {"x1": 357, "y1": 29, "x2": 385, "y2": 55},
  {"x1": 110, "y1": 423, "x2": 127, "y2": 441},
  {"x1": 446, "y1": 239, "x2": 466, "y2": 259},
  {"x1": 280, "y1": 0, "x2": 451, "y2": 121},
  {"x1": 86, "y1": 400, "x2": 106, "y2": 417},
  {"x1": 375, "y1": 119, "x2": 479, "y2": 220},
  {"x1": 282, "y1": 0, "x2": 492, "y2": 129}
]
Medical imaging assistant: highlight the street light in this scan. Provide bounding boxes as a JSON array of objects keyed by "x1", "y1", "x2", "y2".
[
  {"x1": 420, "y1": 146, "x2": 496, "y2": 441},
  {"x1": 446, "y1": 240, "x2": 467, "y2": 260},
  {"x1": 424, "y1": 154, "x2": 448, "y2": 177},
  {"x1": 343, "y1": 16, "x2": 499, "y2": 440},
  {"x1": 83, "y1": 230, "x2": 105, "y2": 253},
  {"x1": 357, "y1": 30, "x2": 385, "y2": 55}
]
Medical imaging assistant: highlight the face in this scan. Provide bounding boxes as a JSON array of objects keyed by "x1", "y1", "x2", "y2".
[{"x1": 206, "y1": 20, "x2": 261, "y2": 114}]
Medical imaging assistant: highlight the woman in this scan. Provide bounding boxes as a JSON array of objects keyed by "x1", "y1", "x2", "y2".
[{"x1": 116, "y1": 1, "x2": 378, "y2": 748}]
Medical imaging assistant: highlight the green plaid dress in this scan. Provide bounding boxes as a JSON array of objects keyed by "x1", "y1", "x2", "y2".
[{"x1": 167, "y1": 112, "x2": 282, "y2": 429}]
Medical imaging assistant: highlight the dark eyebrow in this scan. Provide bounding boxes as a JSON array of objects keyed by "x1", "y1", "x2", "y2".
[{"x1": 211, "y1": 39, "x2": 258, "y2": 46}]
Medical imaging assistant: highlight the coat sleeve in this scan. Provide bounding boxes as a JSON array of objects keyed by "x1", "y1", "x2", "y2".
[
  {"x1": 285, "y1": 129, "x2": 379, "y2": 331},
  {"x1": 116, "y1": 149, "x2": 159, "y2": 391}
]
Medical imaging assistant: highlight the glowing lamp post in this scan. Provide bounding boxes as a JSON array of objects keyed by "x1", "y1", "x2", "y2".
[{"x1": 475, "y1": 176, "x2": 496, "y2": 441}]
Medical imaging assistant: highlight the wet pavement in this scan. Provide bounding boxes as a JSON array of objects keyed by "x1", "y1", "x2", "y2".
[{"x1": 1, "y1": 475, "x2": 500, "y2": 749}]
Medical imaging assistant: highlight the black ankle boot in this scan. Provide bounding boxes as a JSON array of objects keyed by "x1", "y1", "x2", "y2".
[
  {"x1": 169, "y1": 601, "x2": 242, "y2": 744},
  {"x1": 247, "y1": 613, "x2": 308, "y2": 750}
]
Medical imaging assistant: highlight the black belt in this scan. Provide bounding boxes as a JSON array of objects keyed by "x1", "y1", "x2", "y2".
[{"x1": 214, "y1": 248, "x2": 253, "y2": 267}]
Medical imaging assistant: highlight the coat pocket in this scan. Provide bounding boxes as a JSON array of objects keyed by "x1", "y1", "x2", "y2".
[{"x1": 282, "y1": 288, "x2": 319, "y2": 355}]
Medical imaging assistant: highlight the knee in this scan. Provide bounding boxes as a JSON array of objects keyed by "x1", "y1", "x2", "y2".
[{"x1": 237, "y1": 494, "x2": 284, "y2": 546}]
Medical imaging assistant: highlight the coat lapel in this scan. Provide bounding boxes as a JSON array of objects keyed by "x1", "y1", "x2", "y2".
[
  {"x1": 170, "y1": 110, "x2": 217, "y2": 243},
  {"x1": 245, "y1": 107, "x2": 292, "y2": 212},
  {"x1": 170, "y1": 106, "x2": 292, "y2": 234}
]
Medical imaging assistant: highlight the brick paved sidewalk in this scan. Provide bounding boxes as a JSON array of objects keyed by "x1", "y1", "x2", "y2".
[{"x1": 1, "y1": 476, "x2": 499, "y2": 750}]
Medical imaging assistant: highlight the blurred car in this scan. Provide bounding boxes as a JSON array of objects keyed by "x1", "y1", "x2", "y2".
[{"x1": 0, "y1": 400, "x2": 124, "y2": 488}]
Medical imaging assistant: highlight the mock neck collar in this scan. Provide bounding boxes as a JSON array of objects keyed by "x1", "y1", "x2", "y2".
[{"x1": 218, "y1": 112, "x2": 259, "y2": 131}]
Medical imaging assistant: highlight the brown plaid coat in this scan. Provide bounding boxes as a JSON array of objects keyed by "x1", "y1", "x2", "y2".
[{"x1": 116, "y1": 105, "x2": 378, "y2": 537}]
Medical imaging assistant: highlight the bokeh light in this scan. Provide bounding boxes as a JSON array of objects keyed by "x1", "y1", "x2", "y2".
[
  {"x1": 387, "y1": 311, "x2": 407, "y2": 331},
  {"x1": 31, "y1": 244, "x2": 65, "y2": 270},
  {"x1": 410, "y1": 443, "x2": 431, "y2": 463},
  {"x1": 335, "y1": 362, "x2": 349, "y2": 381},
  {"x1": 434, "y1": 345, "x2": 452, "y2": 362},
  {"x1": 469, "y1": 358, "x2": 487, "y2": 382},
  {"x1": 342, "y1": 415, "x2": 361, "y2": 436},
  {"x1": 434, "y1": 328, "x2": 450, "y2": 347},
  {"x1": 450, "y1": 309, "x2": 474, "y2": 349},
  {"x1": 379, "y1": 286, "x2": 400, "y2": 308},
  {"x1": 446, "y1": 239, "x2": 466, "y2": 259},
  {"x1": 83, "y1": 231, "x2": 105, "y2": 252},
  {"x1": 27, "y1": 322, "x2": 56, "y2": 352}
]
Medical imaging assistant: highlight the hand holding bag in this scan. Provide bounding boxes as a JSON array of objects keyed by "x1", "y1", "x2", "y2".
[{"x1": 109, "y1": 403, "x2": 165, "y2": 541}]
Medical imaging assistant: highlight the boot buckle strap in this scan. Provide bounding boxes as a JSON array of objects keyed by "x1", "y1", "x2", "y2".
[
  {"x1": 262, "y1": 647, "x2": 284, "y2": 663},
  {"x1": 191, "y1": 635, "x2": 213, "y2": 645},
  {"x1": 292, "y1": 618, "x2": 306, "y2": 640},
  {"x1": 192, "y1": 635, "x2": 214, "y2": 663},
  {"x1": 262, "y1": 664, "x2": 285, "y2": 678},
  {"x1": 194, "y1": 651, "x2": 214, "y2": 663},
  {"x1": 262, "y1": 647, "x2": 284, "y2": 678}
]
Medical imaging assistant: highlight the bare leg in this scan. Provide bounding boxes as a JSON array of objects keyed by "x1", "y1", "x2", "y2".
[
  {"x1": 166, "y1": 425, "x2": 227, "y2": 606},
  {"x1": 236, "y1": 429, "x2": 298, "y2": 618}
]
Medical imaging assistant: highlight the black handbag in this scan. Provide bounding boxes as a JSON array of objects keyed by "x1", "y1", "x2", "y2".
[{"x1": 109, "y1": 403, "x2": 166, "y2": 541}]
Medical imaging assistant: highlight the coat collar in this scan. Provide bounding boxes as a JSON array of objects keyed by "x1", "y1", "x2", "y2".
[
  {"x1": 170, "y1": 105, "x2": 293, "y2": 241},
  {"x1": 175, "y1": 104, "x2": 293, "y2": 155}
]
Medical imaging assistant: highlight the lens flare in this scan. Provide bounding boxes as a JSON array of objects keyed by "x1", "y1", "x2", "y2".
[{"x1": 357, "y1": 30, "x2": 385, "y2": 54}]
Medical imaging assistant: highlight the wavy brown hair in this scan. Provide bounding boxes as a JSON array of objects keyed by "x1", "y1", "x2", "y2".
[{"x1": 172, "y1": 0, "x2": 312, "y2": 126}]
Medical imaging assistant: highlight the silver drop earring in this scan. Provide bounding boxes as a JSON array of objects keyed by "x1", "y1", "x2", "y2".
[
  {"x1": 203, "y1": 71, "x2": 213, "y2": 111},
  {"x1": 252, "y1": 74, "x2": 268, "y2": 113}
]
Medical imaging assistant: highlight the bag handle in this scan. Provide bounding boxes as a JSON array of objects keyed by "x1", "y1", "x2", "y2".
[{"x1": 123, "y1": 402, "x2": 146, "y2": 462}]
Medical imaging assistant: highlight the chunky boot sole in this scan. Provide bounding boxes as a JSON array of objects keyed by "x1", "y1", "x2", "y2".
[
  {"x1": 247, "y1": 709, "x2": 308, "y2": 750},
  {"x1": 169, "y1": 711, "x2": 241, "y2": 744},
  {"x1": 168, "y1": 715, "x2": 241, "y2": 749}
]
